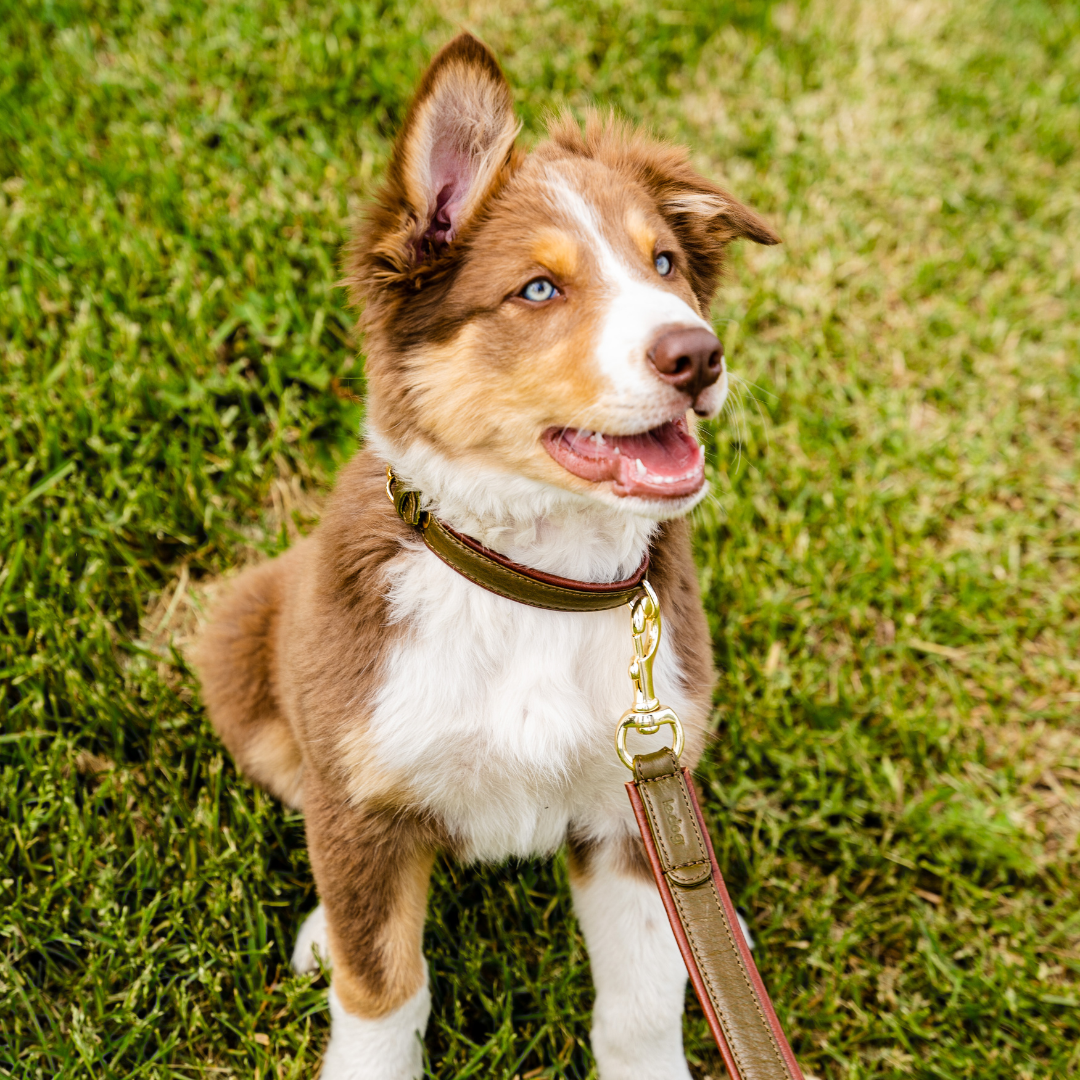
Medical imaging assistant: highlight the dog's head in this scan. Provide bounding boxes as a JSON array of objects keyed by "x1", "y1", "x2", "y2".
[{"x1": 350, "y1": 33, "x2": 779, "y2": 520}]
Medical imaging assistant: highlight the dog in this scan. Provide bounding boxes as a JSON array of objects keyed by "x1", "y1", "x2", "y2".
[{"x1": 193, "y1": 32, "x2": 779, "y2": 1080}]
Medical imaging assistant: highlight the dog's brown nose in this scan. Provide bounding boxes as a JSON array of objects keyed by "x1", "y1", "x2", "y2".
[{"x1": 647, "y1": 327, "x2": 724, "y2": 399}]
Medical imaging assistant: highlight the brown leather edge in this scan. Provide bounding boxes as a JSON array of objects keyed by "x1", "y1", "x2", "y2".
[
  {"x1": 421, "y1": 514, "x2": 648, "y2": 611},
  {"x1": 681, "y1": 769, "x2": 805, "y2": 1080},
  {"x1": 626, "y1": 779, "x2": 743, "y2": 1080},
  {"x1": 388, "y1": 471, "x2": 650, "y2": 610},
  {"x1": 434, "y1": 516, "x2": 649, "y2": 593}
]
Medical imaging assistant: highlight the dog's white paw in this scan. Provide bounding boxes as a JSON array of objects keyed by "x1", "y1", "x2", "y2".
[
  {"x1": 320, "y1": 983, "x2": 430, "y2": 1080},
  {"x1": 291, "y1": 903, "x2": 329, "y2": 974},
  {"x1": 591, "y1": 1042, "x2": 693, "y2": 1080},
  {"x1": 737, "y1": 910, "x2": 755, "y2": 950}
]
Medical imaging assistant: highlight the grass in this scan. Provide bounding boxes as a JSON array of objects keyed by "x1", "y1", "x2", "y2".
[{"x1": 2, "y1": 0, "x2": 1078, "y2": 1076}]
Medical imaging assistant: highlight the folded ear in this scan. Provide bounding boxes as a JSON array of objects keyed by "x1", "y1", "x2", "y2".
[
  {"x1": 656, "y1": 181, "x2": 781, "y2": 307},
  {"x1": 383, "y1": 33, "x2": 519, "y2": 263},
  {"x1": 556, "y1": 111, "x2": 781, "y2": 308},
  {"x1": 660, "y1": 188, "x2": 781, "y2": 247}
]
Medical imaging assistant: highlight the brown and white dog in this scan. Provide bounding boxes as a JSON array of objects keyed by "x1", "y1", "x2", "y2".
[{"x1": 194, "y1": 32, "x2": 779, "y2": 1080}]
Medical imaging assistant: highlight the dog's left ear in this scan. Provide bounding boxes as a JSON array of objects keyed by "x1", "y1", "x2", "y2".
[{"x1": 381, "y1": 33, "x2": 519, "y2": 265}]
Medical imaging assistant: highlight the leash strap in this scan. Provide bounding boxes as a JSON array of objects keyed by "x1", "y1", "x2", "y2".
[{"x1": 627, "y1": 748, "x2": 805, "y2": 1080}]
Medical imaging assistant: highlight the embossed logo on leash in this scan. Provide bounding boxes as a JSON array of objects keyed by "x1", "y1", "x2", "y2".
[{"x1": 663, "y1": 797, "x2": 687, "y2": 845}]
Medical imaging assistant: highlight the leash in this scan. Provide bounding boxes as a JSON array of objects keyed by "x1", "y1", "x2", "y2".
[
  {"x1": 388, "y1": 468, "x2": 804, "y2": 1077},
  {"x1": 619, "y1": 586, "x2": 804, "y2": 1080}
]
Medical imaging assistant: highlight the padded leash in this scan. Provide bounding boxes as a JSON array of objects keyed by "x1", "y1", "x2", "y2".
[
  {"x1": 627, "y1": 752, "x2": 803, "y2": 1079},
  {"x1": 617, "y1": 585, "x2": 804, "y2": 1080}
]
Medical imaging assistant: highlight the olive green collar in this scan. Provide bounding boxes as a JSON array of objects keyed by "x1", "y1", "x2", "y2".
[{"x1": 386, "y1": 468, "x2": 648, "y2": 611}]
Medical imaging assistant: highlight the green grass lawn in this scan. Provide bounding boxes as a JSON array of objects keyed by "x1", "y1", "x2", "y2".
[{"x1": 2, "y1": 0, "x2": 1079, "y2": 1076}]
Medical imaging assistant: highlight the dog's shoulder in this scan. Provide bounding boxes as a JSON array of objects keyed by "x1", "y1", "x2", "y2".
[
  {"x1": 271, "y1": 445, "x2": 413, "y2": 756},
  {"x1": 313, "y1": 444, "x2": 410, "y2": 607}
]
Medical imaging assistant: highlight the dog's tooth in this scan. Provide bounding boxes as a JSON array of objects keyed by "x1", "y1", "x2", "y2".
[
  {"x1": 591, "y1": 432, "x2": 606, "y2": 447},
  {"x1": 635, "y1": 458, "x2": 647, "y2": 477},
  {"x1": 614, "y1": 446, "x2": 620, "y2": 454},
  {"x1": 579, "y1": 429, "x2": 593, "y2": 441}
]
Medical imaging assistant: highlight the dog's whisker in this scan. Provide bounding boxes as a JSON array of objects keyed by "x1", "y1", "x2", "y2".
[
  {"x1": 728, "y1": 373, "x2": 772, "y2": 455},
  {"x1": 730, "y1": 374, "x2": 776, "y2": 401},
  {"x1": 727, "y1": 376, "x2": 760, "y2": 465},
  {"x1": 720, "y1": 390, "x2": 745, "y2": 476}
]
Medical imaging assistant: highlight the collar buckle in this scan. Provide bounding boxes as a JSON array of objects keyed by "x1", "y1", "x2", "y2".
[{"x1": 386, "y1": 466, "x2": 426, "y2": 527}]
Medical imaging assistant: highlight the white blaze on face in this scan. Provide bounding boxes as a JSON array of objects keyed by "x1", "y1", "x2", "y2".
[{"x1": 548, "y1": 177, "x2": 725, "y2": 423}]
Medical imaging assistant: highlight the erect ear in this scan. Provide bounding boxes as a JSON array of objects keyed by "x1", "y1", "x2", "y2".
[{"x1": 386, "y1": 33, "x2": 519, "y2": 259}]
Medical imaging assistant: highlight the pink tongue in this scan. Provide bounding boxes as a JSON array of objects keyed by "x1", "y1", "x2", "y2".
[{"x1": 544, "y1": 419, "x2": 705, "y2": 498}]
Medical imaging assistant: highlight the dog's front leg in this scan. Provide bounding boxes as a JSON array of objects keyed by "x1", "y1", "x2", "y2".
[
  {"x1": 569, "y1": 831, "x2": 692, "y2": 1080},
  {"x1": 303, "y1": 778, "x2": 437, "y2": 1080}
]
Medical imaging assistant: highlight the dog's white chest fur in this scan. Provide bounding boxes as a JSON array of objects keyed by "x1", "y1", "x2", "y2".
[{"x1": 363, "y1": 542, "x2": 691, "y2": 862}]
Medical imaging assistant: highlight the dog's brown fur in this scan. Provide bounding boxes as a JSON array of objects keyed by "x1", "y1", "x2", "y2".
[
  {"x1": 347, "y1": 38, "x2": 776, "y2": 489},
  {"x1": 194, "y1": 31, "x2": 777, "y2": 1033},
  {"x1": 195, "y1": 450, "x2": 711, "y2": 1017}
]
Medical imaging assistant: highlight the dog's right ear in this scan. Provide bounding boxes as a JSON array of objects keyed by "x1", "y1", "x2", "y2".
[{"x1": 368, "y1": 33, "x2": 519, "y2": 276}]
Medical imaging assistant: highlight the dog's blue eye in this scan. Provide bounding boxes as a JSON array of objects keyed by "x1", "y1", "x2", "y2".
[
  {"x1": 655, "y1": 253, "x2": 673, "y2": 277},
  {"x1": 522, "y1": 278, "x2": 557, "y2": 302}
]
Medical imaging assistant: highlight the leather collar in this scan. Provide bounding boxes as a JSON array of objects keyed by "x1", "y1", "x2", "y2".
[{"x1": 387, "y1": 468, "x2": 648, "y2": 611}]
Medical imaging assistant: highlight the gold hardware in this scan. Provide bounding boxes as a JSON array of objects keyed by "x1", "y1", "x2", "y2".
[
  {"x1": 386, "y1": 466, "x2": 425, "y2": 527},
  {"x1": 615, "y1": 580, "x2": 685, "y2": 769}
]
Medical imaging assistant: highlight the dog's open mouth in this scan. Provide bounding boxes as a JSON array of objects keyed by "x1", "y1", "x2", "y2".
[{"x1": 542, "y1": 417, "x2": 705, "y2": 499}]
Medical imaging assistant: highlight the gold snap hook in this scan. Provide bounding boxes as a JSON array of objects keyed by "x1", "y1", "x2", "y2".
[{"x1": 615, "y1": 580, "x2": 685, "y2": 769}]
